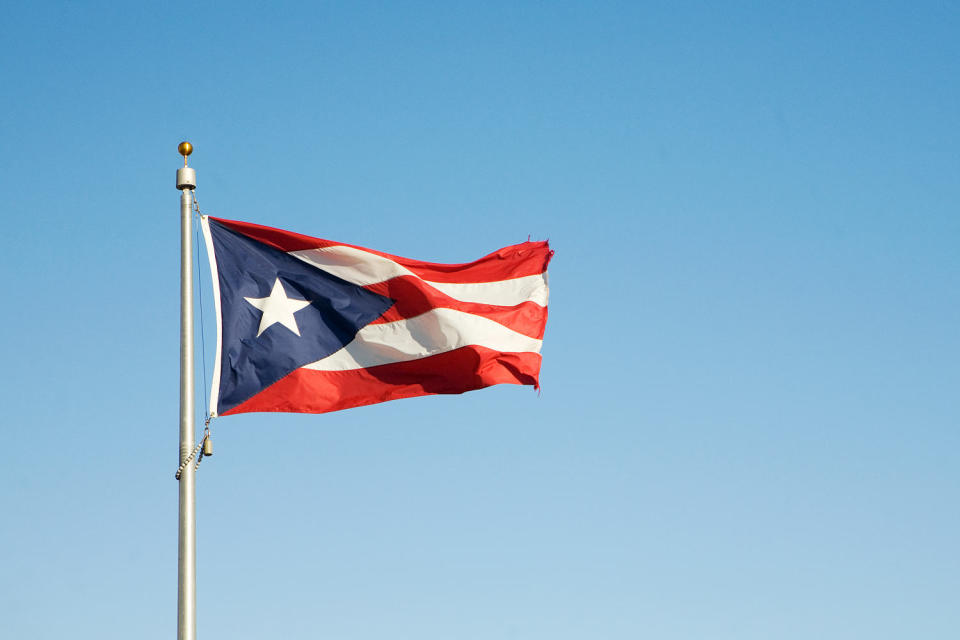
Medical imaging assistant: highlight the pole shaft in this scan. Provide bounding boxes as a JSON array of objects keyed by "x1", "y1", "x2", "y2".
[{"x1": 178, "y1": 186, "x2": 196, "y2": 640}]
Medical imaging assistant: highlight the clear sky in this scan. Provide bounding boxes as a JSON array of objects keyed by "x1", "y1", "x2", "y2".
[{"x1": 1, "y1": 2, "x2": 958, "y2": 638}]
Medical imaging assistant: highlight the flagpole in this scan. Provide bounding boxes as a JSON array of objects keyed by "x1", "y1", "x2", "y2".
[{"x1": 176, "y1": 142, "x2": 197, "y2": 640}]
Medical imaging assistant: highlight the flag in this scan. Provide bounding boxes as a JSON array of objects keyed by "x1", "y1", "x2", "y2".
[{"x1": 200, "y1": 216, "x2": 552, "y2": 416}]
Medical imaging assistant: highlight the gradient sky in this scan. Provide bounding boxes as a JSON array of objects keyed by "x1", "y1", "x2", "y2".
[{"x1": 1, "y1": 2, "x2": 958, "y2": 639}]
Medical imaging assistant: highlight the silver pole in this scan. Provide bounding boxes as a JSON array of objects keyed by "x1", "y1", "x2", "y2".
[{"x1": 176, "y1": 142, "x2": 197, "y2": 640}]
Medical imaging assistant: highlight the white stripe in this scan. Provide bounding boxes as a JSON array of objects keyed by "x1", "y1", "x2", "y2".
[
  {"x1": 289, "y1": 246, "x2": 548, "y2": 307},
  {"x1": 290, "y1": 246, "x2": 412, "y2": 286},
  {"x1": 302, "y1": 308, "x2": 543, "y2": 372},
  {"x1": 427, "y1": 274, "x2": 548, "y2": 306}
]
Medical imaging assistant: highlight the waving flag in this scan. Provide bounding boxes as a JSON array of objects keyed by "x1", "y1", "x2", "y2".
[{"x1": 200, "y1": 217, "x2": 552, "y2": 416}]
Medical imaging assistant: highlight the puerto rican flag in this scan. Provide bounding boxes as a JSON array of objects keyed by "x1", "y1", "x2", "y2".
[{"x1": 201, "y1": 217, "x2": 552, "y2": 416}]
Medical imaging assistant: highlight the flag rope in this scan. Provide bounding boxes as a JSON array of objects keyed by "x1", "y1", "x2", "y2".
[
  {"x1": 174, "y1": 429, "x2": 209, "y2": 479},
  {"x1": 171, "y1": 191, "x2": 215, "y2": 481},
  {"x1": 191, "y1": 193, "x2": 212, "y2": 425}
]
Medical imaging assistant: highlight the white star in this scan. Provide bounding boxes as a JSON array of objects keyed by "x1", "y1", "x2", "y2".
[{"x1": 244, "y1": 278, "x2": 312, "y2": 337}]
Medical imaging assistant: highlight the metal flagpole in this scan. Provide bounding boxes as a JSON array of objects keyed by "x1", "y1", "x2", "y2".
[{"x1": 176, "y1": 141, "x2": 197, "y2": 640}]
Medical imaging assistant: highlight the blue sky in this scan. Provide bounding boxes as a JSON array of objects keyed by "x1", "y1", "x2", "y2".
[{"x1": 1, "y1": 2, "x2": 958, "y2": 638}]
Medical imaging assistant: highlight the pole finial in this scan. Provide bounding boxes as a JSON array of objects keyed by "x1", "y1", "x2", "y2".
[
  {"x1": 176, "y1": 142, "x2": 197, "y2": 190},
  {"x1": 178, "y1": 141, "x2": 193, "y2": 167}
]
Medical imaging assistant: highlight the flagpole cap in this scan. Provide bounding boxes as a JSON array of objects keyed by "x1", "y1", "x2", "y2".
[{"x1": 176, "y1": 141, "x2": 196, "y2": 190}]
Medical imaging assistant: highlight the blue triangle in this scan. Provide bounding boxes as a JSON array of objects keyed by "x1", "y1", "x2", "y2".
[{"x1": 208, "y1": 220, "x2": 394, "y2": 414}]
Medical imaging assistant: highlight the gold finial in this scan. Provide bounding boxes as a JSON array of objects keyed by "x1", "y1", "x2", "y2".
[{"x1": 178, "y1": 141, "x2": 193, "y2": 167}]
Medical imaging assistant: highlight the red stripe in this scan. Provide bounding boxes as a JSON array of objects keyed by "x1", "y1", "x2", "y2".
[
  {"x1": 221, "y1": 346, "x2": 542, "y2": 415},
  {"x1": 211, "y1": 217, "x2": 340, "y2": 252},
  {"x1": 363, "y1": 276, "x2": 548, "y2": 339},
  {"x1": 210, "y1": 216, "x2": 553, "y2": 283}
]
